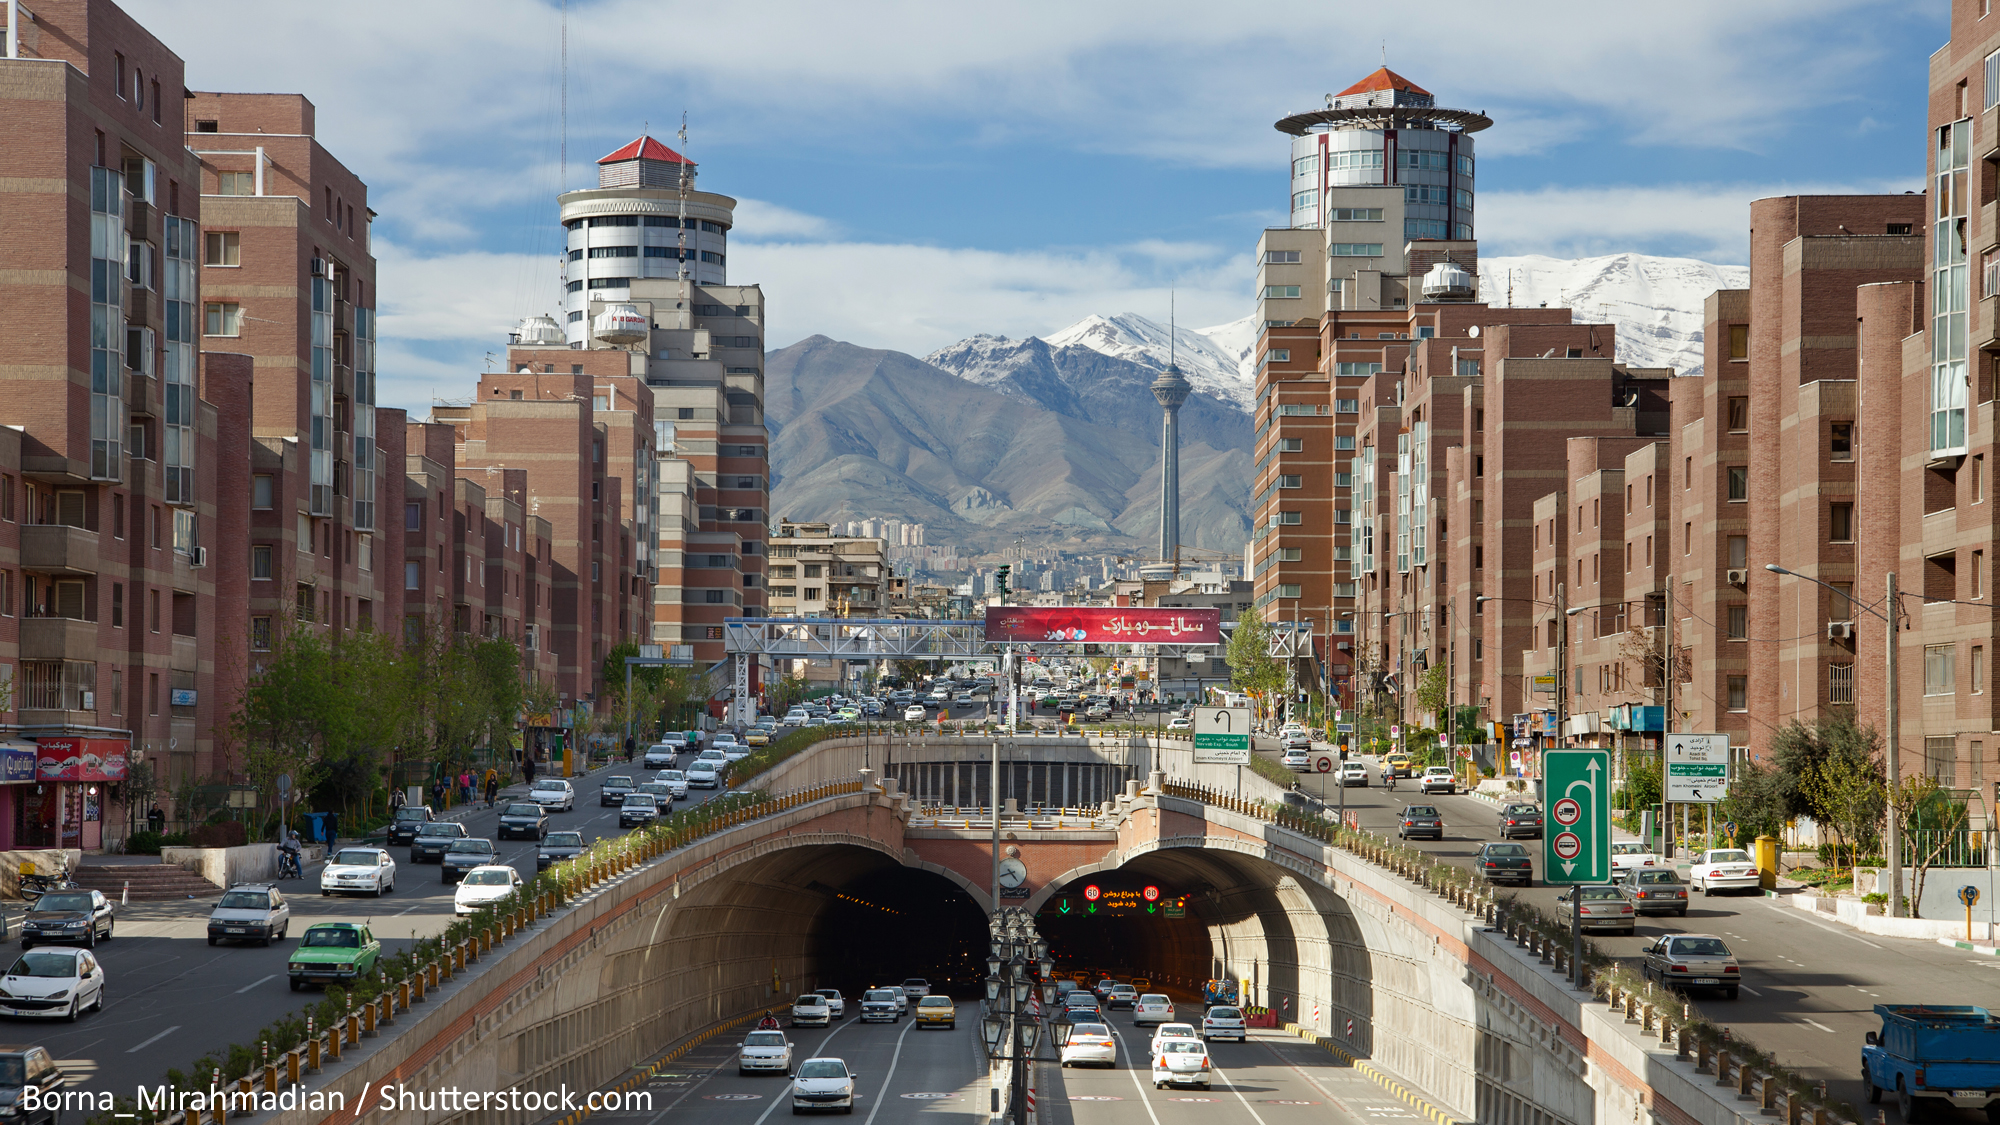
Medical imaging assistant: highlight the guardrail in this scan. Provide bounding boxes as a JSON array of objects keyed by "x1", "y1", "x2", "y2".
[{"x1": 906, "y1": 805, "x2": 1119, "y2": 830}]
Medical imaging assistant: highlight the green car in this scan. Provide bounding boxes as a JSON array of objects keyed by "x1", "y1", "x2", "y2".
[{"x1": 288, "y1": 922, "x2": 380, "y2": 991}]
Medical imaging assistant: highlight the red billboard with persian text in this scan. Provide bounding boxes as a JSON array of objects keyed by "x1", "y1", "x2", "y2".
[
  {"x1": 35, "y1": 737, "x2": 129, "y2": 782},
  {"x1": 983, "y1": 606, "x2": 1222, "y2": 645}
]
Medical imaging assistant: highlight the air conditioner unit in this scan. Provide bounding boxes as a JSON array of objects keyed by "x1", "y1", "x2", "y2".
[
  {"x1": 1726, "y1": 568, "x2": 1748, "y2": 587},
  {"x1": 191, "y1": 546, "x2": 208, "y2": 567},
  {"x1": 1336, "y1": 641, "x2": 1352, "y2": 651},
  {"x1": 310, "y1": 257, "x2": 328, "y2": 277},
  {"x1": 1828, "y1": 621, "x2": 1855, "y2": 641}
]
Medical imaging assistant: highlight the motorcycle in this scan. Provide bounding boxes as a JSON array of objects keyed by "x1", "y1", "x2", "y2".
[
  {"x1": 277, "y1": 848, "x2": 304, "y2": 880},
  {"x1": 18, "y1": 856, "x2": 76, "y2": 900}
]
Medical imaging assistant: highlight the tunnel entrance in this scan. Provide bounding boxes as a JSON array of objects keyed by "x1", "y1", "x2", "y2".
[
  {"x1": 1035, "y1": 863, "x2": 1215, "y2": 998},
  {"x1": 807, "y1": 862, "x2": 988, "y2": 1000}
]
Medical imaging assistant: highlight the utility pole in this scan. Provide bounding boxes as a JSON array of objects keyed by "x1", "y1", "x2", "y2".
[
  {"x1": 1663, "y1": 573, "x2": 1674, "y2": 859},
  {"x1": 1886, "y1": 571, "x2": 1904, "y2": 918},
  {"x1": 1555, "y1": 582, "x2": 1568, "y2": 760}
]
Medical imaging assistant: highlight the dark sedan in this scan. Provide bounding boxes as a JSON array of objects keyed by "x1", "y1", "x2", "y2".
[
  {"x1": 537, "y1": 830, "x2": 586, "y2": 872},
  {"x1": 1616, "y1": 868, "x2": 1690, "y2": 916},
  {"x1": 409, "y1": 821, "x2": 467, "y2": 863},
  {"x1": 20, "y1": 890, "x2": 113, "y2": 949},
  {"x1": 386, "y1": 805, "x2": 435, "y2": 847},
  {"x1": 1496, "y1": 803, "x2": 1543, "y2": 840},
  {"x1": 440, "y1": 839, "x2": 497, "y2": 883},
  {"x1": 1395, "y1": 804, "x2": 1444, "y2": 841},
  {"x1": 599, "y1": 775, "x2": 637, "y2": 808},
  {"x1": 618, "y1": 793, "x2": 661, "y2": 829},
  {"x1": 1475, "y1": 842, "x2": 1533, "y2": 886},
  {"x1": 497, "y1": 801, "x2": 548, "y2": 841}
]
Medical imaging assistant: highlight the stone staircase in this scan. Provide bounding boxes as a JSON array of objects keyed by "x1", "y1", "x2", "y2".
[{"x1": 72, "y1": 861, "x2": 222, "y2": 901}]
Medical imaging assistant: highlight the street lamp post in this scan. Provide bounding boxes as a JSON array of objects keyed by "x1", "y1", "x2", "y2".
[
  {"x1": 1767, "y1": 563, "x2": 1904, "y2": 918},
  {"x1": 983, "y1": 908, "x2": 1062, "y2": 1125}
]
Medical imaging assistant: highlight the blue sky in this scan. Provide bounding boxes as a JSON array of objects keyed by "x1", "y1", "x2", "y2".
[{"x1": 130, "y1": 0, "x2": 1947, "y2": 414}]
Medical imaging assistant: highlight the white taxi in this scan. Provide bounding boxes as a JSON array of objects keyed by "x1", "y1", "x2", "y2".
[
  {"x1": 739, "y1": 1029, "x2": 792, "y2": 1075},
  {"x1": 1133, "y1": 994, "x2": 1175, "y2": 1026},
  {"x1": 1201, "y1": 1006, "x2": 1246, "y2": 1041},
  {"x1": 1150, "y1": 1038, "x2": 1211, "y2": 1089},
  {"x1": 1690, "y1": 848, "x2": 1762, "y2": 894},
  {"x1": 320, "y1": 847, "x2": 396, "y2": 897}
]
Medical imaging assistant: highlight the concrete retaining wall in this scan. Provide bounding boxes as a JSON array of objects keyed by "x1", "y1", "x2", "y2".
[
  {"x1": 161, "y1": 843, "x2": 276, "y2": 888},
  {"x1": 0, "y1": 850, "x2": 82, "y2": 898}
]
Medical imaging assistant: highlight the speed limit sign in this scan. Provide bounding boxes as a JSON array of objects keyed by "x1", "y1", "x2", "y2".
[{"x1": 1315, "y1": 756, "x2": 1334, "y2": 773}]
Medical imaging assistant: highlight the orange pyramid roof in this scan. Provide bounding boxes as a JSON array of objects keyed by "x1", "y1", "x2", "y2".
[
  {"x1": 1335, "y1": 67, "x2": 1431, "y2": 99},
  {"x1": 598, "y1": 136, "x2": 692, "y2": 165}
]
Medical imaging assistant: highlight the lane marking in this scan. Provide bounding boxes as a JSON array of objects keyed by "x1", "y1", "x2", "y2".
[
  {"x1": 1738, "y1": 985, "x2": 1762, "y2": 997},
  {"x1": 1209, "y1": 1058, "x2": 1277, "y2": 1125},
  {"x1": 233, "y1": 974, "x2": 276, "y2": 994},
  {"x1": 1104, "y1": 1024, "x2": 1167, "y2": 1125},
  {"x1": 127, "y1": 1026, "x2": 181, "y2": 1053},
  {"x1": 736, "y1": 1014, "x2": 858, "y2": 1125},
  {"x1": 860, "y1": 1014, "x2": 918, "y2": 1125},
  {"x1": 1757, "y1": 899, "x2": 1883, "y2": 949},
  {"x1": 1800, "y1": 1019, "x2": 1837, "y2": 1034}
]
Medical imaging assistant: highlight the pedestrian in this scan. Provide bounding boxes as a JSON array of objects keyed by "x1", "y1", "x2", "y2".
[
  {"x1": 524, "y1": 756, "x2": 538, "y2": 784},
  {"x1": 389, "y1": 787, "x2": 404, "y2": 813},
  {"x1": 431, "y1": 778, "x2": 446, "y2": 809},
  {"x1": 459, "y1": 771, "x2": 473, "y2": 806},
  {"x1": 484, "y1": 768, "x2": 499, "y2": 808}
]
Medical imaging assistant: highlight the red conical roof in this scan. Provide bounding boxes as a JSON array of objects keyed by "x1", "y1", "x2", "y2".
[
  {"x1": 1335, "y1": 67, "x2": 1431, "y2": 98},
  {"x1": 598, "y1": 136, "x2": 692, "y2": 165}
]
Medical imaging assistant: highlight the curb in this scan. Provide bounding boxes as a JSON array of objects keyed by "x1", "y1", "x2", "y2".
[
  {"x1": 1938, "y1": 937, "x2": 2000, "y2": 956},
  {"x1": 547, "y1": 1009, "x2": 763, "y2": 1125},
  {"x1": 1279, "y1": 1021, "x2": 1461, "y2": 1125}
]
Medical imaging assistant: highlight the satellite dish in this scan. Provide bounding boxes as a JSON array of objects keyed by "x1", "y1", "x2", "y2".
[{"x1": 1467, "y1": 325, "x2": 1480, "y2": 338}]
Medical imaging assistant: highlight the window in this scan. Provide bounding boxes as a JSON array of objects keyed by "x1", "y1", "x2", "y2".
[
  {"x1": 1328, "y1": 208, "x2": 1383, "y2": 222},
  {"x1": 1829, "y1": 663, "x2": 1855, "y2": 705},
  {"x1": 1726, "y1": 397, "x2": 1748, "y2": 432},
  {"x1": 1726, "y1": 466, "x2": 1748, "y2": 501},
  {"x1": 1988, "y1": 48, "x2": 2000, "y2": 110},
  {"x1": 1278, "y1": 548, "x2": 1302, "y2": 562},
  {"x1": 1334, "y1": 435, "x2": 1355, "y2": 451},
  {"x1": 1831, "y1": 581, "x2": 1853, "y2": 620},
  {"x1": 1727, "y1": 605, "x2": 1747, "y2": 639},
  {"x1": 1977, "y1": 550, "x2": 1987, "y2": 599},
  {"x1": 110, "y1": 584, "x2": 122, "y2": 628},
  {"x1": 1265, "y1": 349, "x2": 1291, "y2": 363},
  {"x1": 203, "y1": 231, "x2": 240, "y2": 266},
  {"x1": 252, "y1": 545, "x2": 273, "y2": 580},
  {"x1": 247, "y1": 475, "x2": 273, "y2": 510},
  {"x1": 1329, "y1": 244, "x2": 1384, "y2": 257},
  {"x1": 1334, "y1": 398, "x2": 1360, "y2": 413},
  {"x1": 1829, "y1": 502, "x2": 1853, "y2": 542},
  {"x1": 404, "y1": 501, "x2": 421, "y2": 530},
  {"x1": 215, "y1": 172, "x2": 255, "y2": 196},
  {"x1": 1291, "y1": 190, "x2": 1318, "y2": 212},
  {"x1": 1728, "y1": 324, "x2": 1748, "y2": 359},
  {"x1": 1271, "y1": 511, "x2": 1302, "y2": 526},
  {"x1": 1727, "y1": 676, "x2": 1747, "y2": 711},
  {"x1": 1830, "y1": 422, "x2": 1853, "y2": 460},
  {"x1": 203, "y1": 303, "x2": 242, "y2": 337},
  {"x1": 1926, "y1": 644, "x2": 1958, "y2": 695},
  {"x1": 1977, "y1": 646, "x2": 1988, "y2": 694},
  {"x1": 1335, "y1": 362, "x2": 1383, "y2": 377},
  {"x1": 404, "y1": 560, "x2": 421, "y2": 591},
  {"x1": 1278, "y1": 584, "x2": 1302, "y2": 599},
  {"x1": 251, "y1": 616, "x2": 272, "y2": 651},
  {"x1": 1279, "y1": 438, "x2": 1303, "y2": 453},
  {"x1": 1328, "y1": 149, "x2": 1383, "y2": 171},
  {"x1": 149, "y1": 589, "x2": 160, "y2": 633},
  {"x1": 1264, "y1": 250, "x2": 1301, "y2": 264},
  {"x1": 1278, "y1": 475, "x2": 1301, "y2": 489},
  {"x1": 1978, "y1": 455, "x2": 1988, "y2": 504},
  {"x1": 1263, "y1": 285, "x2": 1301, "y2": 300},
  {"x1": 148, "y1": 673, "x2": 159, "y2": 717}
]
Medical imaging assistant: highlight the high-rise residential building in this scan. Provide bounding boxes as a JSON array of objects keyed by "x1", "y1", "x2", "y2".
[
  {"x1": 555, "y1": 136, "x2": 771, "y2": 710},
  {"x1": 767, "y1": 521, "x2": 887, "y2": 680},
  {"x1": 186, "y1": 93, "x2": 408, "y2": 671},
  {"x1": 0, "y1": 0, "x2": 245, "y2": 847}
]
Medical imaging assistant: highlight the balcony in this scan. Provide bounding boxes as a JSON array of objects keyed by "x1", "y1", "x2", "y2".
[
  {"x1": 20, "y1": 524, "x2": 99, "y2": 575},
  {"x1": 171, "y1": 633, "x2": 197, "y2": 672},
  {"x1": 127, "y1": 372, "x2": 156, "y2": 418},
  {"x1": 18, "y1": 616, "x2": 99, "y2": 661}
]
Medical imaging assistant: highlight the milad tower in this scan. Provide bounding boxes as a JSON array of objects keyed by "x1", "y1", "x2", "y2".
[{"x1": 1151, "y1": 357, "x2": 1192, "y2": 562}]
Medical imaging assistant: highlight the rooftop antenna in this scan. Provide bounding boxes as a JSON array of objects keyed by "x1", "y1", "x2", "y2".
[
  {"x1": 559, "y1": 0, "x2": 567, "y2": 192},
  {"x1": 1169, "y1": 290, "x2": 1176, "y2": 370},
  {"x1": 1382, "y1": 41, "x2": 1387, "y2": 67},
  {"x1": 677, "y1": 111, "x2": 691, "y2": 331}
]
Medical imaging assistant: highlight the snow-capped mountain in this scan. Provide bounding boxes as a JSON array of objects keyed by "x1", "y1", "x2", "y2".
[
  {"x1": 1478, "y1": 253, "x2": 1747, "y2": 379},
  {"x1": 1043, "y1": 313, "x2": 1260, "y2": 409}
]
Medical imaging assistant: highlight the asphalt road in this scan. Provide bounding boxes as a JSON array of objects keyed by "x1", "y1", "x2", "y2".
[
  {"x1": 574, "y1": 999, "x2": 1408, "y2": 1125},
  {"x1": 38, "y1": 753, "x2": 726, "y2": 1095},
  {"x1": 1262, "y1": 739, "x2": 1993, "y2": 1123}
]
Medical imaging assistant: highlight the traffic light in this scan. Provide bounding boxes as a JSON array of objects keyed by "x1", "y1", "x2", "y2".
[{"x1": 996, "y1": 565, "x2": 1012, "y2": 596}]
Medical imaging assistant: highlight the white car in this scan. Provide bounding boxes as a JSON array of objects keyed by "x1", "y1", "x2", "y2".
[
  {"x1": 1282, "y1": 747, "x2": 1311, "y2": 772},
  {"x1": 902, "y1": 706, "x2": 927, "y2": 721},
  {"x1": 1690, "y1": 848, "x2": 1762, "y2": 894},
  {"x1": 1201, "y1": 1006, "x2": 1246, "y2": 1041},
  {"x1": 653, "y1": 769, "x2": 689, "y2": 798},
  {"x1": 791, "y1": 993, "x2": 832, "y2": 1027},
  {"x1": 887, "y1": 985, "x2": 909, "y2": 1014},
  {"x1": 1151, "y1": 1038, "x2": 1211, "y2": 1090},
  {"x1": 814, "y1": 988, "x2": 845, "y2": 1019},
  {"x1": 686, "y1": 763, "x2": 722, "y2": 789},
  {"x1": 528, "y1": 778, "x2": 575, "y2": 812},
  {"x1": 1133, "y1": 993, "x2": 1175, "y2": 1026},
  {"x1": 1338, "y1": 762, "x2": 1369, "y2": 787},
  {"x1": 695, "y1": 747, "x2": 730, "y2": 769},
  {"x1": 783, "y1": 709, "x2": 810, "y2": 726},
  {"x1": 790, "y1": 1056, "x2": 857, "y2": 1114},
  {"x1": 1419, "y1": 766, "x2": 1456, "y2": 795},
  {"x1": 0, "y1": 947, "x2": 105, "y2": 1020},
  {"x1": 1148, "y1": 1022, "x2": 1200, "y2": 1056},
  {"x1": 1166, "y1": 716, "x2": 1191, "y2": 730},
  {"x1": 207, "y1": 883, "x2": 290, "y2": 947},
  {"x1": 1060, "y1": 1021, "x2": 1116, "y2": 1068},
  {"x1": 900, "y1": 977, "x2": 930, "y2": 999},
  {"x1": 453, "y1": 865, "x2": 522, "y2": 915},
  {"x1": 320, "y1": 847, "x2": 396, "y2": 897},
  {"x1": 1610, "y1": 840, "x2": 1664, "y2": 872},
  {"x1": 859, "y1": 989, "x2": 899, "y2": 1022},
  {"x1": 740, "y1": 1029, "x2": 793, "y2": 1075},
  {"x1": 642, "y1": 744, "x2": 678, "y2": 768}
]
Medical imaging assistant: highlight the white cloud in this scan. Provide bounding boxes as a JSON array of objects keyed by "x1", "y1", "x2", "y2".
[
  {"x1": 1477, "y1": 178, "x2": 1925, "y2": 263},
  {"x1": 733, "y1": 199, "x2": 840, "y2": 240}
]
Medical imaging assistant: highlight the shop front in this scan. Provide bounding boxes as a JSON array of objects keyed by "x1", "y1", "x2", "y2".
[
  {"x1": 0, "y1": 745, "x2": 41, "y2": 850},
  {"x1": 25, "y1": 737, "x2": 129, "y2": 851}
]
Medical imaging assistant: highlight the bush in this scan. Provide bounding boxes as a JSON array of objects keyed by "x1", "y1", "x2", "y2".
[
  {"x1": 123, "y1": 831, "x2": 189, "y2": 855},
  {"x1": 187, "y1": 821, "x2": 248, "y2": 848}
]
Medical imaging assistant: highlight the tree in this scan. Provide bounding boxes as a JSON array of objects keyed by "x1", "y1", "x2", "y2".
[
  {"x1": 1225, "y1": 610, "x2": 1286, "y2": 713},
  {"x1": 232, "y1": 627, "x2": 341, "y2": 839},
  {"x1": 768, "y1": 674, "x2": 811, "y2": 713},
  {"x1": 1414, "y1": 665, "x2": 1449, "y2": 723},
  {"x1": 1771, "y1": 713, "x2": 1886, "y2": 867},
  {"x1": 1715, "y1": 760, "x2": 1789, "y2": 846},
  {"x1": 1890, "y1": 774, "x2": 1971, "y2": 917}
]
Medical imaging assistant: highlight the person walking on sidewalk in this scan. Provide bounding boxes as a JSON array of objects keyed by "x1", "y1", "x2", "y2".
[
  {"x1": 484, "y1": 768, "x2": 499, "y2": 808},
  {"x1": 431, "y1": 777, "x2": 447, "y2": 810}
]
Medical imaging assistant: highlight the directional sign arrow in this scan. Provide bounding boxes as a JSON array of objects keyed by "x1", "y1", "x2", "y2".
[
  {"x1": 1059, "y1": 899, "x2": 1071, "y2": 915},
  {"x1": 1544, "y1": 751, "x2": 1611, "y2": 886}
]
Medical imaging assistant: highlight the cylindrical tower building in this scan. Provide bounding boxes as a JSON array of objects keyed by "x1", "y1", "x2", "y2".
[
  {"x1": 1152, "y1": 362, "x2": 1192, "y2": 559},
  {"x1": 1275, "y1": 68, "x2": 1490, "y2": 243},
  {"x1": 558, "y1": 136, "x2": 736, "y2": 346}
]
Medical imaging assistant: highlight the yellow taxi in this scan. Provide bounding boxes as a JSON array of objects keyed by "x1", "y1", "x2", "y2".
[
  {"x1": 1386, "y1": 753, "x2": 1413, "y2": 778},
  {"x1": 915, "y1": 995, "x2": 956, "y2": 1028},
  {"x1": 745, "y1": 729, "x2": 772, "y2": 747}
]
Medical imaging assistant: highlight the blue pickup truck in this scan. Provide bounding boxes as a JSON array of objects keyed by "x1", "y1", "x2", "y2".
[{"x1": 1862, "y1": 1004, "x2": 2000, "y2": 1122}]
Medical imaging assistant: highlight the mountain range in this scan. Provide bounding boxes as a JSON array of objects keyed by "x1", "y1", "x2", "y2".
[{"x1": 766, "y1": 251, "x2": 1746, "y2": 562}]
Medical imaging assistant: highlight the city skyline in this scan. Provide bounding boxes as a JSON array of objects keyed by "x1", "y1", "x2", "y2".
[{"x1": 123, "y1": 0, "x2": 1944, "y2": 413}]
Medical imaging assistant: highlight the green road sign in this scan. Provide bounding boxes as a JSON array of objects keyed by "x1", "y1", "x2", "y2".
[
  {"x1": 1543, "y1": 749, "x2": 1611, "y2": 885},
  {"x1": 1193, "y1": 707, "x2": 1252, "y2": 764}
]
